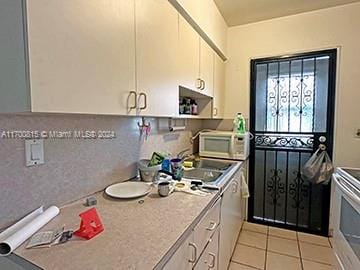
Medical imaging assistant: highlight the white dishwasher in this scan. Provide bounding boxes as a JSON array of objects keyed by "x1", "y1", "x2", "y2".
[{"x1": 218, "y1": 164, "x2": 245, "y2": 270}]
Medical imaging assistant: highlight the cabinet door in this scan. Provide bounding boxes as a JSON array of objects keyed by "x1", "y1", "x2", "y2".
[
  {"x1": 231, "y1": 170, "x2": 243, "y2": 250},
  {"x1": 163, "y1": 233, "x2": 194, "y2": 270},
  {"x1": 136, "y1": 0, "x2": 178, "y2": 117},
  {"x1": 199, "y1": 39, "x2": 214, "y2": 97},
  {"x1": 193, "y1": 198, "x2": 221, "y2": 259},
  {"x1": 27, "y1": 0, "x2": 136, "y2": 115},
  {"x1": 0, "y1": 0, "x2": 30, "y2": 113},
  {"x1": 213, "y1": 55, "x2": 225, "y2": 118},
  {"x1": 219, "y1": 172, "x2": 242, "y2": 270},
  {"x1": 239, "y1": 162, "x2": 248, "y2": 226},
  {"x1": 178, "y1": 16, "x2": 200, "y2": 91},
  {"x1": 194, "y1": 227, "x2": 219, "y2": 270}
]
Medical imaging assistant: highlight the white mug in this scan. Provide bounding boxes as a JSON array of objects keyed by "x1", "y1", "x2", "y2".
[{"x1": 158, "y1": 181, "x2": 174, "y2": 197}]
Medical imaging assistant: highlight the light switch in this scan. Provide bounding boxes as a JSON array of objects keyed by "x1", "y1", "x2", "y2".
[{"x1": 25, "y1": 139, "x2": 44, "y2": 166}]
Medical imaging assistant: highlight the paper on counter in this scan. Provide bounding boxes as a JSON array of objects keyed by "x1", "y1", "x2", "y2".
[{"x1": 0, "y1": 206, "x2": 59, "y2": 256}]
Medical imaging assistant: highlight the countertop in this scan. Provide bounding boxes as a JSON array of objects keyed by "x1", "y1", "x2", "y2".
[{"x1": 14, "y1": 162, "x2": 242, "y2": 270}]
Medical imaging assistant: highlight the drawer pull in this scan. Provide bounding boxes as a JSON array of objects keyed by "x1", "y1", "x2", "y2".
[
  {"x1": 208, "y1": 252, "x2": 216, "y2": 268},
  {"x1": 188, "y1": 242, "x2": 197, "y2": 263},
  {"x1": 206, "y1": 221, "x2": 217, "y2": 231}
]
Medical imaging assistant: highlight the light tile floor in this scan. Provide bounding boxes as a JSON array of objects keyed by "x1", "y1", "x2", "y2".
[{"x1": 230, "y1": 222, "x2": 335, "y2": 270}]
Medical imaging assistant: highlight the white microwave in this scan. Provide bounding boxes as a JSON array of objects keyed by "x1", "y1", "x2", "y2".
[{"x1": 199, "y1": 131, "x2": 250, "y2": 160}]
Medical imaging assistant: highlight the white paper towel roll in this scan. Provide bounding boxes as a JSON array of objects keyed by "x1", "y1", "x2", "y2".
[{"x1": 0, "y1": 206, "x2": 59, "y2": 256}]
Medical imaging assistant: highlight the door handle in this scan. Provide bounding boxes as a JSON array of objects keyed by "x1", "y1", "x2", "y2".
[
  {"x1": 208, "y1": 252, "x2": 216, "y2": 268},
  {"x1": 188, "y1": 242, "x2": 197, "y2": 263},
  {"x1": 128, "y1": 91, "x2": 137, "y2": 110},
  {"x1": 139, "y1": 92, "x2": 147, "y2": 110}
]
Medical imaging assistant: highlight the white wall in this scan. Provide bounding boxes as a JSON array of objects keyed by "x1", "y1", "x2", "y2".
[{"x1": 225, "y1": 3, "x2": 360, "y2": 167}]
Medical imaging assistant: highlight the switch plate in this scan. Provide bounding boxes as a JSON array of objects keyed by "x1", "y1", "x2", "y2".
[{"x1": 25, "y1": 139, "x2": 44, "y2": 166}]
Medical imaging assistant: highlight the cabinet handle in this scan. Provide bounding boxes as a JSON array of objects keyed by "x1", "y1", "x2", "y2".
[
  {"x1": 213, "y1": 107, "x2": 218, "y2": 116},
  {"x1": 128, "y1": 91, "x2": 137, "y2": 110},
  {"x1": 232, "y1": 181, "x2": 238, "y2": 193},
  {"x1": 139, "y1": 92, "x2": 147, "y2": 110},
  {"x1": 188, "y1": 242, "x2": 197, "y2": 263},
  {"x1": 196, "y1": 78, "x2": 202, "y2": 89},
  {"x1": 199, "y1": 79, "x2": 205, "y2": 90},
  {"x1": 206, "y1": 221, "x2": 217, "y2": 231},
  {"x1": 202, "y1": 79, "x2": 206, "y2": 90},
  {"x1": 208, "y1": 252, "x2": 216, "y2": 269}
]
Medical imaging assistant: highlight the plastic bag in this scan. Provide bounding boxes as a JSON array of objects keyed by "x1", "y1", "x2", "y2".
[{"x1": 301, "y1": 149, "x2": 334, "y2": 185}]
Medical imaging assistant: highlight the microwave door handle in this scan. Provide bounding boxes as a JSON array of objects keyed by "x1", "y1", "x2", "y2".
[{"x1": 333, "y1": 175, "x2": 360, "y2": 204}]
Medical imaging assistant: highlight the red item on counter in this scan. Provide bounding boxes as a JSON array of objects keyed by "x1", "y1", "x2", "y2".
[{"x1": 74, "y1": 208, "x2": 104, "y2": 240}]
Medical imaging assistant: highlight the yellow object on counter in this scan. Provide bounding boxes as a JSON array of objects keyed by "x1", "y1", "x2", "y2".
[{"x1": 183, "y1": 161, "x2": 193, "y2": 168}]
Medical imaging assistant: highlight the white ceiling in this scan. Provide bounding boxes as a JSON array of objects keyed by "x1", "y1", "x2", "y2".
[{"x1": 214, "y1": 0, "x2": 360, "y2": 26}]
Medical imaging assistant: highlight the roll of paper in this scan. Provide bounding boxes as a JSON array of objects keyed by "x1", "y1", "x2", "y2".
[{"x1": 0, "y1": 206, "x2": 59, "y2": 256}]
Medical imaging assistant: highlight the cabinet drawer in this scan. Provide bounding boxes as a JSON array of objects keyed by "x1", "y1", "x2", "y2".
[
  {"x1": 192, "y1": 198, "x2": 220, "y2": 260},
  {"x1": 194, "y1": 227, "x2": 219, "y2": 270}
]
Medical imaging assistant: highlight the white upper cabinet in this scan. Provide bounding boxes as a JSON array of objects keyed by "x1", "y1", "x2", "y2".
[
  {"x1": 178, "y1": 16, "x2": 200, "y2": 92},
  {"x1": 26, "y1": 0, "x2": 136, "y2": 115},
  {"x1": 199, "y1": 40, "x2": 214, "y2": 97},
  {"x1": 0, "y1": 0, "x2": 30, "y2": 113},
  {"x1": 169, "y1": 0, "x2": 228, "y2": 58},
  {"x1": 135, "y1": 0, "x2": 179, "y2": 117},
  {"x1": 213, "y1": 55, "x2": 225, "y2": 118}
]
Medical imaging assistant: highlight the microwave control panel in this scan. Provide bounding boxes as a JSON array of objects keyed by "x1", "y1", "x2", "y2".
[{"x1": 233, "y1": 134, "x2": 249, "y2": 158}]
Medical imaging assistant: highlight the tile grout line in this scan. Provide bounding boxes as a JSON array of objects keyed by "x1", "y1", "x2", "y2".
[
  {"x1": 237, "y1": 242, "x2": 266, "y2": 251},
  {"x1": 266, "y1": 250, "x2": 302, "y2": 260},
  {"x1": 231, "y1": 260, "x2": 262, "y2": 270},
  {"x1": 264, "y1": 226, "x2": 269, "y2": 270},
  {"x1": 268, "y1": 234, "x2": 298, "y2": 241},
  {"x1": 297, "y1": 232, "x2": 305, "y2": 270}
]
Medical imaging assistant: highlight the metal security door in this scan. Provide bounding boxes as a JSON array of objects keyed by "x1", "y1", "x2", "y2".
[{"x1": 249, "y1": 50, "x2": 337, "y2": 236}]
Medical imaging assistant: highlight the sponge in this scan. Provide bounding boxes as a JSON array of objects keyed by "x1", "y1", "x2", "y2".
[{"x1": 183, "y1": 161, "x2": 193, "y2": 168}]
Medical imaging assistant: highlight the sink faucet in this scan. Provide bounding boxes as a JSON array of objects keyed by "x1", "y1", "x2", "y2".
[{"x1": 177, "y1": 148, "x2": 192, "y2": 160}]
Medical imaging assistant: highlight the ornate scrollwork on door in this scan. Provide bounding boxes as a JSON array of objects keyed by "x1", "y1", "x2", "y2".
[
  {"x1": 255, "y1": 134, "x2": 314, "y2": 150},
  {"x1": 267, "y1": 169, "x2": 286, "y2": 206},
  {"x1": 289, "y1": 170, "x2": 311, "y2": 210}
]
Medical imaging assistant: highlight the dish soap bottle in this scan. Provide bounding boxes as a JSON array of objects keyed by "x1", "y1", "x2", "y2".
[{"x1": 233, "y1": 113, "x2": 246, "y2": 135}]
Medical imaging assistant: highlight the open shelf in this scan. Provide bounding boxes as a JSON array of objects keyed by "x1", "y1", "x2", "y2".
[{"x1": 179, "y1": 86, "x2": 212, "y2": 118}]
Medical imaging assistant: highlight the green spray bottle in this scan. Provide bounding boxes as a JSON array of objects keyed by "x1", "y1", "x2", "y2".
[{"x1": 233, "y1": 113, "x2": 246, "y2": 135}]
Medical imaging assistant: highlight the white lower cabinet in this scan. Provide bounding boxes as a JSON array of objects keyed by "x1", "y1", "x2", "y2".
[
  {"x1": 163, "y1": 198, "x2": 220, "y2": 269},
  {"x1": 163, "y1": 232, "x2": 194, "y2": 270},
  {"x1": 192, "y1": 198, "x2": 221, "y2": 258},
  {"x1": 219, "y1": 168, "x2": 244, "y2": 270},
  {"x1": 194, "y1": 227, "x2": 219, "y2": 270},
  {"x1": 162, "y1": 165, "x2": 247, "y2": 270}
]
